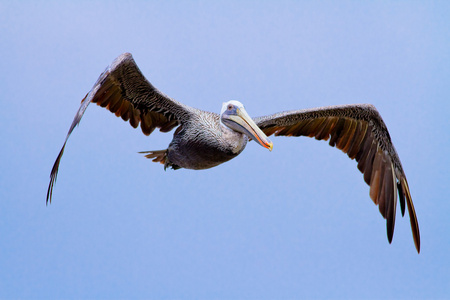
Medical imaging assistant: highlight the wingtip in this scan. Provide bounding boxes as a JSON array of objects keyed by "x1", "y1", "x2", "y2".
[
  {"x1": 46, "y1": 142, "x2": 67, "y2": 205},
  {"x1": 401, "y1": 178, "x2": 421, "y2": 254},
  {"x1": 46, "y1": 172, "x2": 55, "y2": 206},
  {"x1": 413, "y1": 223, "x2": 421, "y2": 253},
  {"x1": 397, "y1": 181, "x2": 406, "y2": 217},
  {"x1": 386, "y1": 222, "x2": 394, "y2": 244},
  {"x1": 46, "y1": 184, "x2": 52, "y2": 205}
]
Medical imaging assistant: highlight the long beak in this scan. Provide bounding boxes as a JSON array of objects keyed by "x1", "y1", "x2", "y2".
[{"x1": 229, "y1": 107, "x2": 273, "y2": 151}]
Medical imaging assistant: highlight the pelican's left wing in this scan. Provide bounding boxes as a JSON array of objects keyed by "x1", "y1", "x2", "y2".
[
  {"x1": 47, "y1": 53, "x2": 192, "y2": 204},
  {"x1": 254, "y1": 104, "x2": 420, "y2": 252}
]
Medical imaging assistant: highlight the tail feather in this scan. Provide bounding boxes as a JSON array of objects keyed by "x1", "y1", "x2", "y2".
[
  {"x1": 138, "y1": 149, "x2": 181, "y2": 170},
  {"x1": 139, "y1": 149, "x2": 167, "y2": 164}
]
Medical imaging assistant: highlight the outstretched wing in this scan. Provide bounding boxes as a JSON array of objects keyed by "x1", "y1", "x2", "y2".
[
  {"x1": 254, "y1": 104, "x2": 420, "y2": 253},
  {"x1": 47, "y1": 53, "x2": 192, "y2": 204}
]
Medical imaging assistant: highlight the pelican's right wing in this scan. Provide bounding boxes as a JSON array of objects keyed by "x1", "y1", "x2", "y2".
[
  {"x1": 47, "y1": 53, "x2": 192, "y2": 204},
  {"x1": 254, "y1": 104, "x2": 420, "y2": 253}
]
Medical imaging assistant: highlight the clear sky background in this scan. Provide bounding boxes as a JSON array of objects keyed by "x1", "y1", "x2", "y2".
[{"x1": 1, "y1": 1, "x2": 449, "y2": 299}]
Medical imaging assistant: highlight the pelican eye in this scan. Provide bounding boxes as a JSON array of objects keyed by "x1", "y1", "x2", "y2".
[{"x1": 227, "y1": 104, "x2": 233, "y2": 110}]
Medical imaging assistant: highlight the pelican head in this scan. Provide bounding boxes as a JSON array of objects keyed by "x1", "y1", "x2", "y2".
[{"x1": 220, "y1": 100, "x2": 273, "y2": 151}]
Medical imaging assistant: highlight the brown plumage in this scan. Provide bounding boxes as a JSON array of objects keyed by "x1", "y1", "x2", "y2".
[
  {"x1": 254, "y1": 106, "x2": 420, "y2": 252},
  {"x1": 47, "y1": 52, "x2": 420, "y2": 253}
]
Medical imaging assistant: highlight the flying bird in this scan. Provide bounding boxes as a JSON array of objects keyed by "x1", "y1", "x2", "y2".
[{"x1": 47, "y1": 53, "x2": 420, "y2": 253}]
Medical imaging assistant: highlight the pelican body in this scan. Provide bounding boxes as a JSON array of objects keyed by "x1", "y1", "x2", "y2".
[
  {"x1": 47, "y1": 53, "x2": 420, "y2": 253},
  {"x1": 144, "y1": 103, "x2": 272, "y2": 170}
]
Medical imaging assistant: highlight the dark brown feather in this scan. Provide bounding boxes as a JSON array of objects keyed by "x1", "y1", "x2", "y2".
[
  {"x1": 329, "y1": 117, "x2": 346, "y2": 147},
  {"x1": 315, "y1": 117, "x2": 337, "y2": 141},
  {"x1": 47, "y1": 53, "x2": 191, "y2": 204},
  {"x1": 254, "y1": 104, "x2": 420, "y2": 252},
  {"x1": 347, "y1": 121, "x2": 367, "y2": 159},
  {"x1": 385, "y1": 161, "x2": 397, "y2": 243},
  {"x1": 370, "y1": 149, "x2": 384, "y2": 206},
  {"x1": 402, "y1": 178, "x2": 421, "y2": 252},
  {"x1": 363, "y1": 139, "x2": 377, "y2": 185}
]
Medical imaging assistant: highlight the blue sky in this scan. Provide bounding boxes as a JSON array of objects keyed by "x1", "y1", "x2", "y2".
[{"x1": 1, "y1": 1, "x2": 449, "y2": 299}]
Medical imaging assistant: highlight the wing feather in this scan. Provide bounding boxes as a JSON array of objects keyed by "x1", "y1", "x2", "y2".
[
  {"x1": 347, "y1": 121, "x2": 367, "y2": 159},
  {"x1": 47, "y1": 53, "x2": 192, "y2": 204},
  {"x1": 315, "y1": 117, "x2": 336, "y2": 140},
  {"x1": 254, "y1": 104, "x2": 420, "y2": 252}
]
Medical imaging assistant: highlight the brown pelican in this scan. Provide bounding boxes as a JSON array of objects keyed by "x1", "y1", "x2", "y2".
[{"x1": 47, "y1": 53, "x2": 420, "y2": 253}]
